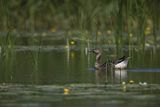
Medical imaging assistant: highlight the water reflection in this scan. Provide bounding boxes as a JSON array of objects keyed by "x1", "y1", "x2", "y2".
[
  {"x1": 114, "y1": 69, "x2": 127, "y2": 83},
  {"x1": 95, "y1": 69, "x2": 107, "y2": 84},
  {"x1": 94, "y1": 68, "x2": 128, "y2": 84}
]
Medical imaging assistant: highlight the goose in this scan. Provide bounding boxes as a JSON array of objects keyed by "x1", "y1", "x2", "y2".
[
  {"x1": 89, "y1": 49, "x2": 107, "y2": 70},
  {"x1": 89, "y1": 49, "x2": 130, "y2": 69}
]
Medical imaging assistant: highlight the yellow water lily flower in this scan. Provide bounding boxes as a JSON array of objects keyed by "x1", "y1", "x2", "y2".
[{"x1": 64, "y1": 88, "x2": 70, "y2": 95}]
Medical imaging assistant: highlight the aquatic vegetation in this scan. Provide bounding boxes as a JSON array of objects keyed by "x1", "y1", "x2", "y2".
[
  {"x1": 129, "y1": 80, "x2": 134, "y2": 84},
  {"x1": 64, "y1": 87, "x2": 71, "y2": 95},
  {"x1": 0, "y1": 0, "x2": 159, "y2": 47},
  {"x1": 0, "y1": 31, "x2": 16, "y2": 83},
  {"x1": 29, "y1": 36, "x2": 42, "y2": 84},
  {"x1": 69, "y1": 40, "x2": 76, "y2": 45}
]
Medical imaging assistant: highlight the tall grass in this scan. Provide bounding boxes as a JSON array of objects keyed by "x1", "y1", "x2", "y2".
[{"x1": 0, "y1": 0, "x2": 160, "y2": 48}]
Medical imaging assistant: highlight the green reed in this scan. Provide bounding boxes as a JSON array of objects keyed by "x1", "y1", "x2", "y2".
[
  {"x1": 0, "y1": 0, "x2": 160, "y2": 50},
  {"x1": 0, "y1": 31, "x2": 16, "y2": 83},
  {"x1": 150, "y1": 0, "x2": 160, "y2": 46},
  {"x1": 30, "y1": 36, "x2": 42, "y2": 84}
]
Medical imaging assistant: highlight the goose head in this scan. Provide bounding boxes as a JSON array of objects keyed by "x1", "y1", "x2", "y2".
[{"x1": 89, "y1": 49, "x2": 102, "y2": 55}]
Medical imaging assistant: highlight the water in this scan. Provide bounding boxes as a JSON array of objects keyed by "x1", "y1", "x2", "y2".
[
  {"x1": 0, "y1": 35, "x2": 160, "y2": 107},
  {"x1": 0, "y1": 84, "x2": 160, "y2": 107}
]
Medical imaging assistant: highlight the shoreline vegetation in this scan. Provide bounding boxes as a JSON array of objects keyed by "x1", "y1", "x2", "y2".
[{"x1": 0, "y1": 0, "x2": 160, "y2": 47}]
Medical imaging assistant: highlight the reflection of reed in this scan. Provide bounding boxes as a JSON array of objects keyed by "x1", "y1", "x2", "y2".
[{"x1": 66, "y1": 38, "x2": 70, "y2": 69}]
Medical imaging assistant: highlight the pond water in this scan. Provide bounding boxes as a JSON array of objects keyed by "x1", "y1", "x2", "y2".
[{"x1": 0, "y1": 35, "x2": 160, "y2": 107}]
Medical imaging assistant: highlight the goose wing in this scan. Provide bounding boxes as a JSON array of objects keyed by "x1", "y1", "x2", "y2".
[{"x1": 114, "y1": 56, "x2": 126, "y2": 64}]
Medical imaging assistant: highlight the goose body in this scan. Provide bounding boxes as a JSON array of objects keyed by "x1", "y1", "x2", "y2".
[
  {"x1": 114, "y1": 56, "x2": 130, "y2": 69},
  {"x1": 89, "y1": 49, "x2": 107, "y2": 70},
  {"x1": 90, "y1": 49, "x2": 130, "y2": 70}
]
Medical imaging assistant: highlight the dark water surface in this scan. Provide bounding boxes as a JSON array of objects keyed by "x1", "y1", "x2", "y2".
[{"x1": 0, "y1": 36, "x2": 160, "y2": 107}]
